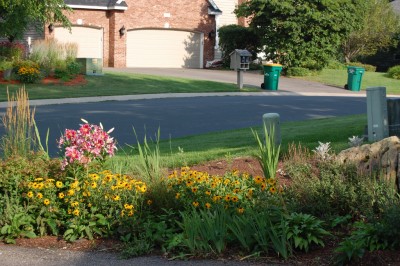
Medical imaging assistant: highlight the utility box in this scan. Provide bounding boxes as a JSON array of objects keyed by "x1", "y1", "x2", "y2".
[
  {"x1": 387, "y1": 98, "x2": 400, "y2": 137},
  {"x1": 229, "y1": 49, "x2": 252, "y2": 71},
  {"x1": 77, "y1": 58, "x2": 103, "y2": 76},
  {"x1": 262, "y1": 113, "x2": 281, "y2": 145},
  {"x1": 367, "y1": 87, "x2": 389, "y2": 141}
]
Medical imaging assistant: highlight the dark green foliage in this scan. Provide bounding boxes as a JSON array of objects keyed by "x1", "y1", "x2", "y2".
[
  {"x1": 0, "y1": 42, "x2": 25, "y2": 60},
  {"x1": 236, "y1": 0, "x2": 363, "y2": 69},
  {"x1": 387, "y1": 65, "x2": 400, "y2": 79},
  {"x1": 218, "y1": 24, "x2": 261, "y2": 67},
  {"x1": 54, "y1": 60, "x2": 83, "y2": 81},
  {"x1": 348, "y1": 62, "x2": 376, "y2": 72},
  {"x1": 286, "y1": 67, "x2": 311, "y2": 77}
]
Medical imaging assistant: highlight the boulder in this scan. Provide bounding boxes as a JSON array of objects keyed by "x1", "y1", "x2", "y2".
[{"x1": 336, "y1": 136, "x2": 400, "y2": 190}]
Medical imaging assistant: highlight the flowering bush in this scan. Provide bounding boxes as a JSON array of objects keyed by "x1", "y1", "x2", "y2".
[
  {"x1": 14, "y1": 60, "x2": 41, "y2": 83},
  {"x1": 24, "y1": 170, "x2": 148, "y2": 240},
  {"x1": 167, "y1": 167, "x2": 282, "y2": 214},
  {"x1": 58, "y1": 119, "x2": 117, "y2": 170}
]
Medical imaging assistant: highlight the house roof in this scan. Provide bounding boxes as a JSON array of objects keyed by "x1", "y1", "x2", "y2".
[
  {"x1": 208, "y1": 0, "x2": 222, "y2": 15},
  {"x1": 64, "y1": 0, "x2": 128, "y2": 10},
  {"x1": 391, "y1": 0, "x2": 400, "y2": 14}
]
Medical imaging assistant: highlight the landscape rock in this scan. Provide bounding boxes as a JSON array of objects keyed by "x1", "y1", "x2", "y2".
[{"x1": 336, "y1": 136, "x2": 400, "y2": 190}]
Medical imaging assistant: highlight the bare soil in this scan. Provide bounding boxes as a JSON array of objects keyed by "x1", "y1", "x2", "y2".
[{"x1": 1, "y1": 146, "x2": 400, "y2": 265}]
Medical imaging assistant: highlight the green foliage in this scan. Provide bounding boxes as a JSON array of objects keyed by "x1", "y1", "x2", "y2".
[
  {"x1": 387, "y1": 65, "x2": 400, "y2": 79},
  {"x1": 229, "y1": 207, "x2": 291, "y2": 259},
  {"x1": 236, "y1": 0, "x2": 362, "y2": 68},
  {"x1": 14, "y1": 60, "x2": 41, "y2": 83},
  {"x1": 0, "y1": 0, "x2": 71, "y2": 41},
  {"x1": 0, "y1": 42, "x2": 25, "y2": 60},
  {"x1": 0, "y1": 194, "x2": 36, "y2": 244},
  {"x1": 0, "y1": 59, "x2": 13, "y2": 71},
  {"x1": 178, "y1": 207, "x2": 230, "y2": 254},
  {"x1": 325, "y1": 60, "x2": 347, "y2": 70},
  {"x1": 286, "y1": 67, "x2": 311, "y2": 77},
  {"x1": 348, "y1": 62, "x2": 376, "y2": 72},
  {"x1": 218, "y1": 24, "x2": 261, "y2": 66},
  {"x1": 285, "y1": 212, "x2": 330, "y2": 252},
  {"x1": 252, "y1": 124, "x2": 280, "y2": 180},
  {"x1": 285, "y1": 159, "x2": 399, "y2": 219},
  {"x1": 342, "y1": 0, "x2": 400, "y2": 62}
]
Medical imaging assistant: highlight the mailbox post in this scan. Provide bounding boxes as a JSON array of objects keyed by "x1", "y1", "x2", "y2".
[{"x1": 229, "y1": 49, "x2": 252, "y2": 89}]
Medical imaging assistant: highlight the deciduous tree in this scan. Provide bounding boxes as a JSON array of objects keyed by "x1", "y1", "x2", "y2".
[
  {"x1": 0, "y1": 0, "x2": 71, "y2": 41},
  {"x1": 236, "y1": 0, "x2": 364, "y2": 69}
]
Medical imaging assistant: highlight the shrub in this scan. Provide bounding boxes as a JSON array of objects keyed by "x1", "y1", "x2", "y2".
[
  {"x1": 0, "y1": 42, "x2": 25, "y2": 61},
  {"x1": 286, "y1": 67, "x2": 311, "y2": 77},
  {"x1": 387, "y1": 65, "x2": 400, "y2": 79},
  {"x1": 218, "y1": 24, "x2": 261, "y2": 67},
  {"x1": 325, "y1": 60, "x2": 347, "y2": 70},
  {"x1": 14, "y1": 60, "x2": 41, "y2": 83},
  {"x1": 348, "y1": 62, "x2": 376, "y2": 72}
]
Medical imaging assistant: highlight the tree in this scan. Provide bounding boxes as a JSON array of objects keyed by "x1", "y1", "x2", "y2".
[
  {"x1": 0, "y1": 0, "x2": 71, "y2": 42},
  {"x1": 236, "y1": 0, "x2": 364, "y2": 69},
  {"x1": 342, "y1": 0, "x2": 400, "y2": 63},
  {"x1": 218, "y1": 24, "x2": 261, "y2": 66}
]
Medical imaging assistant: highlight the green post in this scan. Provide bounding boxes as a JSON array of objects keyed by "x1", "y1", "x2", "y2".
[
  {"x1": 346, "y1": 66, "x2": 365, "y2": 91},
  {"x1": 261, "y1": 64, "x2": 283, "y2": 90}
]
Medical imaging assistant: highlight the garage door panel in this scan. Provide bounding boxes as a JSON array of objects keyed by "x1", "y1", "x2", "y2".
[
  {"x1": 127, "y1": 29, "x2": 202, "y2": 68},
  {"x1": 54, "y1": 27, "x2": 103, "y2": 59}
]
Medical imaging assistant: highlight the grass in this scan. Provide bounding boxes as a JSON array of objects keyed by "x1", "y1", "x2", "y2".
[
  {"x1": 296, "y1": 69, "x2": 400, "y2": 95},
  {"x1": 111, "y1": 114, "x2": 366, "y2": 170},
  {"x1": 0, "y1": 71, "x2": 254, "y2": 101}
]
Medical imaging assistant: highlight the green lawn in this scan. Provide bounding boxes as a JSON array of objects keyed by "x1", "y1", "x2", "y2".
[
  {"x1": 295, "y1": 68, "x2": 400, "y2": 95},
  {"x1": 111, "y1": 114, "x2": 367, "y2": 169},
  {"x1": 0, "y1": 71, "x2": 253, "y2": 101}
]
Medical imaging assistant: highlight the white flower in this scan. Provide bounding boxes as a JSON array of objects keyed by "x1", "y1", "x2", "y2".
[
  {"x1": 313, "y1": 141, "x2": 331, "y2": 160},
  {"x1": 348, "y1": 136, "x2": 363, "y2": 147}
]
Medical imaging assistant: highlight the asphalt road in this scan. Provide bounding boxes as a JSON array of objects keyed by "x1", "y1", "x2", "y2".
[{"x1": 8, "y1": 94, "x2": 366, "y2": 156}]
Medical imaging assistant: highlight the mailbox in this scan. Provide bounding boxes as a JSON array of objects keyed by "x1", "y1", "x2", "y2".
[{"x1": 229, "y1": 49, "x2": 252, "y2": 71}]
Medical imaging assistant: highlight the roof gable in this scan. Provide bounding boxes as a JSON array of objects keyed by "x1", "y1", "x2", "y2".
[{"x1": 64, "y1": 0, "x2": 128, "y2": 10}]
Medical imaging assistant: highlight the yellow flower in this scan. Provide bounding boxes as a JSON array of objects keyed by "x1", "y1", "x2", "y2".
[
  {"x1": 186, "y1": 180, "x2": 193, "y2": 187},
  {"x1": 72, "y1": 209, "x2": 80, "y2": 216},
  {"x1": 90, "y1": 182, "x2": 97, "y2": 189},
  {"x1": 261, "y1": 183, "x2": 267, "y2": 191},
  {"x1": 58, "y1": 192, "x2": 65, "y2": 199},
  {"x1": 120, "y1": 210, "x2": 125, "y2": 217},
  {"x1": 70, "y1": 180, "x2": 79, "y2": 189},
  {"x1": 128, "y1": 210, "x2": 134, "y2": 217},
  {"x1": 124, "y1": 203, "x2": 134, "y2": 210},
  {"x1": 147, "y1": 200, "x2": 153, "y2": 205},
  {"x1": 192, "y1": 201, "x2": 199, "y2": 208},
  {"x1": 87, "y1": 203, "x2": 92, "y2": 208},
  {"x1": 175, "y1": 193, "x2": 180, "y2": 199},
  {"x1": 139, "y1": 186, "x2": 147, "y2": 193},
  {"x1": 205, "y1": 190, "x2": 211, "y2": 196},
  {"x1": 269, "y1": 186, "x2": 277, "y2": 194},
  {"x1": 37, "y1": 193, "x2": 43, "y2": 199},
  {"x1": 34, "y1": 178, "x2": 44, "y2": 182},
  {"x1": 254, "y1": 176, "x2": 264, "y2": 184},
  {"x1": 231, "y1": 195, "x2": 239, "y2": 203},
  {"x1": 112, "y1": 195, "x2": 120, "y2": 201},
  {"x1": 27, "y1": 191, "x2": 34, "y2": 198},
  {"x1": 267, "y1": 178, "x2": 276, "y2": 186},
  {"x1": 205, "y1": 202, "x2": 211, "y2": 209},
  {"x1": 43, "y1": 199, "x2": 50, "y2": 205},
  {"x1": 67, "y1": 189, "x2": 75, "y2": 196},
  {"x1": 224, "y1": 195, "x2": 231, "y2": 202},
  {"x1": 71, "y1": 201, "x2": 79, "y2": 207},
  {"x1": 191, "y1": 187, "x2": 198, "y2": 193},
  {"x1": 37, "y1": 183, "x2": 44, "y2": 190},
  {"x1": 56, "y1": 181, "x2": 63, "y2": 188},
  {"x1": 89, "y1": 173, "x2": 100, "y2": 180},
  {"x1": 237, "y1": 207, "x2": 245, "y2": 214}
]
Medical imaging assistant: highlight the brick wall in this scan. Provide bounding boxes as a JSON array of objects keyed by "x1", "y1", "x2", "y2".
[{"x1": 49, "y1": 0, "x2": 217, "y2": 68}]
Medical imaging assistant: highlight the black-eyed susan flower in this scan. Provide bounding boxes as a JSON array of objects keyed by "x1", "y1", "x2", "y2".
[
  {"x1": 27, "y1": 191, "x2": 34, "y2": 198},
  {"x1": 205, "y1": 202, "x2": 211, "y2": 209},
  {"x1": 254, "y1": 176, "x2": 264, "y2": 184},
  {"x1": 73, "y1": 209, "x2": 80, "y2": 216},
  {"x1": 112, "y1": 195, "x2": 120, "y2": 201},
  {"x1": 205, "y1": 190, "x2": 211, "y2": 196},
  {"x1": 147, "y1": 200, "x2": 153, "y2": 205},
  {"x1": 224, "y1": 195, "x2": 231, "y2": 202},
  {"x1": 269, "y1": 186, "x2": 277, "y2": 194},
  {"x1": 128, "y1": 210, "x2": 134, "y2": 216},
  {"x1": 192, "y1": 201, "x2": 199, "y2": 208},
  {"x1": 231, "y1": 196, "x2": 239, "y2": 203},
  {"x1": 90, "y1": 182, "x2": 97, "y2": 189},
  {"x1": 58, "y1": 192, "x2": 65, "y2": 199},
  {"x1": 175, "y1": 193, "x2": 181, "y2": 199},
  {"x1": 124, "y1": 203, "x2": 134, "y2": 210},
  {"x1": 43, "y1": 199, "x2": 50, "y2": 205},
  {"x1": 71, "y1": 201, "x2": 79, "y2": 207},
  {"x1": 37, "y1": 193, "x2": 43, "y2": 199},
  {"x1": 261, "y1": 183, "x2": 267, "y2": 191},
  {"x1": 67, "y1": 189, "x2": 75, "y2": 196},
  {"x1": 237, "y1": 207, "x2": 245, "y2": 214},
  {"x1": 267, "y1": 178, "x2": 276, "y2": 186},
  {"x1": 191, "y1": 187, "x2": 198, "y2": 193}
]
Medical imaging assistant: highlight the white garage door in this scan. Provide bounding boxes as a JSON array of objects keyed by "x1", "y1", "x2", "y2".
[
  {"x1": 54, "y1": 26, "x2": 103, "y2": 59},
  {"x1": 127, "y1": 29, "x2": 203, "y2": 68}
]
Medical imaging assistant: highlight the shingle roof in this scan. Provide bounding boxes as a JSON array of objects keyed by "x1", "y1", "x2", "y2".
[{"x1": 64, "y1": 0, "x2": 128, "y2": 10}]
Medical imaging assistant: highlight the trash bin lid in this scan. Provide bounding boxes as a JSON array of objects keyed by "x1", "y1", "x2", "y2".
[{"x1": 263, "y1": 63, "x2": 282, "y2": 66}]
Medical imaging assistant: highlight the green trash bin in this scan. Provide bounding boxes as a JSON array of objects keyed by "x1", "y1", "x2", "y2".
[
  {"x1": 346, "y1": 66, "x2": 365, "y2": 91},
  {"x1": 261, "y1": 64, "x2": 283, "y2": 90}
]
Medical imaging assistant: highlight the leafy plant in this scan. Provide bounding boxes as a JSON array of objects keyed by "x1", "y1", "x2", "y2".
[
  {"x1": 348, "y1": 136, "x2": 363, "y2": 147},
  {"x1": 178, "y1": 207, "x2": 230, "y2": 254},
  {"x1": 286, "y1": 67, "x2": 311, "y2": 77},
  {"x1": 252, "y1": 123, "x2": 280, "y2": 180},
  {"x1": 285, "y1": 212, "x2": 330, "y2": 252},
  {"x1": 387, "y1": 65, "x2": 400, "y2": 79},
  {"x1": 14, "y1": 60, "x2": 42, "y2": 83},
  {"x1": 312, "y1": 141, "x2": 332, "y2": 161}
]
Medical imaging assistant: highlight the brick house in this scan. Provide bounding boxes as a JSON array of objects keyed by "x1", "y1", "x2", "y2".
[{"x1": 47, "y1": 0, "x2": 245, "y2": 68}]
